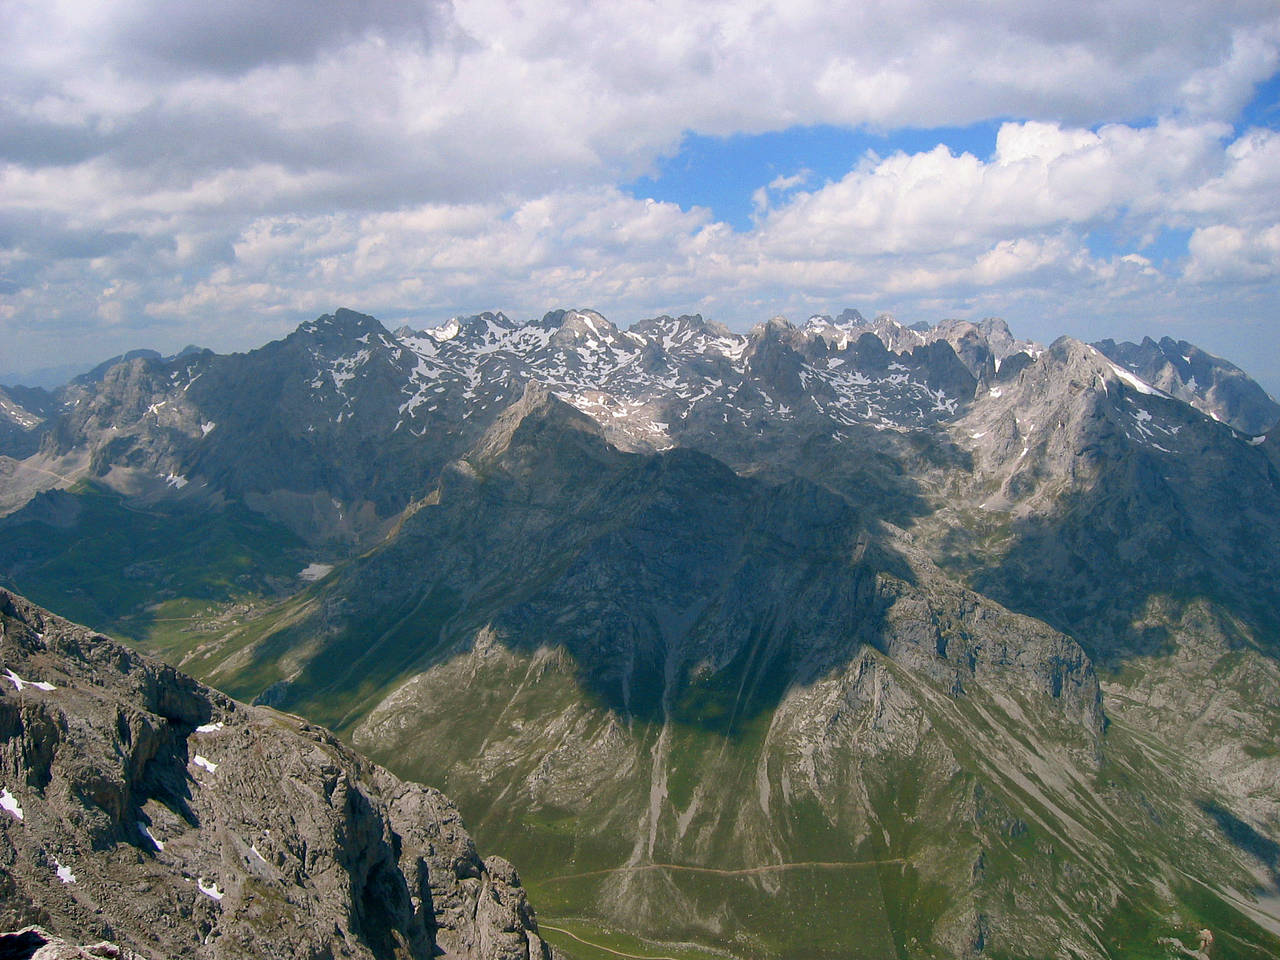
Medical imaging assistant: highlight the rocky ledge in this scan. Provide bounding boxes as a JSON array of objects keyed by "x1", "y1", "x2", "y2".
[{"x1": 0, "y1": 588, "x2": 551, "y2": 960}]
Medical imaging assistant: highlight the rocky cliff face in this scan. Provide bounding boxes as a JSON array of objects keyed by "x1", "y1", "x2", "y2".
[
  {"x1": 0, "y1": 587, "x2": 551, "y2": 960},
  {"x1": 0, "y1": 386, "x2": 52, "y2": 460},
  {"x1": 1094, "y1": 334, "x2": 1280, "y2": 435},
  {"x1": 930, "y1": 336, "x2": 1280, "y2": 664}
]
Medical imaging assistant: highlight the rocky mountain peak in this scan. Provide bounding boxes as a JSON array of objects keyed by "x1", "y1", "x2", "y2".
[
  {"x1": 835, "y1": 311, "x2": 929, "y2": 354},
  {"x1": 955, "y1": 332, "x2": 1268, "y2": 519},
  {"x1": 1093, "y1": 334, "x2": 1280, "y2": 434},
  {"x1": 464, "y1": 381, "x2": 606, "y2": 468},
  {"x1": 296, "y1": 308, "x2": 390, "y2": 342},
  {"x1": 971, "y1": 316, "x2": 1040, "y2": 360},
  {"x1": 745, "y1": 319, "x2": 805, "y2": 397},
  {"x1": 548, "y1": 308, "x2": 623, "y2": 347},
  {"x1": 71, "y1": 349, "x2": 164, "y2": 387},
  {"x1": 629, "y1": 313, "x2": 731, "y2": 345},
  {"x1": 977, "y1": 335, "x2": 1168, "y2": 414},
  {"x1": 452, "y1": 311, "x2": 518, "y2": 342},
  {"x1": 799, "y1": 312, "x2": 858, "y2": 341},
  {"x1": 748, "y1": 315, "x2": 796, "y2": 341}
]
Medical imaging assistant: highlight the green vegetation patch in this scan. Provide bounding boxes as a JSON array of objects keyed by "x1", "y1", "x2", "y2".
[
  {"x1": 0, "y1": 481, "x2": 306, "y2": 647},
  {"x1": 257, "y1": 582, "x2": 463, "y2": 732}
]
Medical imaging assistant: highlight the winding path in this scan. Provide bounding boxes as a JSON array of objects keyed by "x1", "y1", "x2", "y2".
[
  {"x1": 542, "y1": 858, "x2": 903, "y2": 884},
  {"x1": 538, "y1": 925, "x2": 686, "y2": 960}
]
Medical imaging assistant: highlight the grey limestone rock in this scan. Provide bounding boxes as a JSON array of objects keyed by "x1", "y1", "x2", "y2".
[
  {"x1": 0, "y1": 588, "x2": 551, "y2": 960},
  {"x1": 1094, "y1": 334, "x2": 1280, "y2": 434},
  {"x1": 0, "y1": 926, "x2": 141, "y2": 960}
]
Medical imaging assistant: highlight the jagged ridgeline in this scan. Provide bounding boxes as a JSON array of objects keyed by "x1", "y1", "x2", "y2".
[{"x1": 2, "y1": 307, "x2": 1280, "y2": 959}]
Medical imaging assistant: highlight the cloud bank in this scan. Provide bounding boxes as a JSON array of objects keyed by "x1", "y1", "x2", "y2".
[{"x1": 2, "y1": 0, "x2": 1279, "y2": 385}]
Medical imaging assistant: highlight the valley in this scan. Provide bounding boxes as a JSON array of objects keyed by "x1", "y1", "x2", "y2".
[{"x1": 3, "y1": 307, "x2": 1279, "y2": 958}]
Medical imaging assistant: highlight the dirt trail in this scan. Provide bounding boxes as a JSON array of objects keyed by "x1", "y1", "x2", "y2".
[
  {"x1": 538, "y1": 925, "x2": 685, "y2": 960},
  {"x1": 542, "y1": 858, "x2": 904, "y2": 884}
]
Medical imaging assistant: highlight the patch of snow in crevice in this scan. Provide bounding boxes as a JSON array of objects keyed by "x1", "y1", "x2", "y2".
[
  {"x1": 54, "y1": 858, "x2": 75, "y2": 883},
  {"x1": 164, "y1": 473, "x2": 189, "y2": 489},
  {"x1": 5, "y1": 668, "x2": 55, "y2": 692},
  {"x1": 195, "y1": 722, "x2": 224, "y2": 734},
  {"x1": 193, "y1": 755, "x2": 218, "y2": 773},
  {"x1": 200, "y1": 421, "x2": 216, "y2": 436},
  {"x1": 138, "y1": 821, "x2": 164, "y2": 851},
  {"x1": 250, "y1": 844, "x2": 268, "y2": 864},
  {"x1": 0, "y1": 788, "x2": 23, "y2": 820},
  {"x1": 197, "y1": 878, "x2": 224, "y2": 901},
  {"x1": 1249, "y1": 435, "x2": 1267, "y2": 446},
  {"x1": 329, "y1": 349, "x2": 372, "y2": 390},
  {"x1": 1107, "y1": 362, "x2": 1161, "y2": 396}
]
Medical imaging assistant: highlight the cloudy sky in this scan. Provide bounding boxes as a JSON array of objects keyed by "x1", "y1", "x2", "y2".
[{"x1": 3, "y1": 1, "x2": 1280, "y2": 391}]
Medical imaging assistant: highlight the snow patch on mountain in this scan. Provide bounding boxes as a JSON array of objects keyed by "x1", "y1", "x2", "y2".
[
  {"x1": 1107, "y1": 362, "x2": 1163, "y2": 397},
  {"x1": 1, "y1": 787, "x2": 23, "y2": 820},
  {"x1": 6, "y1": 668, "x2": 56, "y2": 692}
]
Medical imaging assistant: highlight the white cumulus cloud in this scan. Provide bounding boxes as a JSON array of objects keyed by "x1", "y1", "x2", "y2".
[{"x1": 1, "y1": 0, "x2": 1279, "y2": 384}]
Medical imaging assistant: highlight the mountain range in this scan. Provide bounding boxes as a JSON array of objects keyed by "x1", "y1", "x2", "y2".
[{"x1": 3, "y1": 306, "x2": 1280, "y2": 959}]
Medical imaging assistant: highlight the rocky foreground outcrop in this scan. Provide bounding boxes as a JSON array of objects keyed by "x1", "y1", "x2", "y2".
[{"x1": 0, "y1": 588, "x2": 551, "y2": 960}]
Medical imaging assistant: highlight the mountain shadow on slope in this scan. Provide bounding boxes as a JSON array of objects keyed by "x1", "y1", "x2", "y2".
[
  {"x1": 0, "y1": 481, "x2": 307, "y2": 643},
  {"x1": 236, "y1": 386, "x2": 931, "y2": 734},
  {"x1": 942, "y1": 346, "x2": 1280, "y2": 665},
  {"x1": 40, "y1": 310, "x2": 477, "y2": 535},
  {"x1": 1200, "y1": 801, "x2": 1280, "y2": 887}
]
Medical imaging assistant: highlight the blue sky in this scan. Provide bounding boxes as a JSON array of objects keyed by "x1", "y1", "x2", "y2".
[
  {"x1": 632, "y1": 73, "x2": 1280, "y2": 270},
  {"x1": 2, "y1": 1, "x2": 1280, "y2": 393},
  {"x1": 627, "y1": 122, "x2": 1007, "y2": 233}
]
